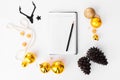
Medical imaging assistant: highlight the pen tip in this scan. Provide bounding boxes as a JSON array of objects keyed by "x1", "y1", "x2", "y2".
[{"x1": 72, "y1": 22, "x2": 74, "y2": 25}]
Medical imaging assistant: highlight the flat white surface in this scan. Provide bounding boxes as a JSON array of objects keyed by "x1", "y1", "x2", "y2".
[{"x1": 0, "y1": 0, "x2": 120, "y2": 80}]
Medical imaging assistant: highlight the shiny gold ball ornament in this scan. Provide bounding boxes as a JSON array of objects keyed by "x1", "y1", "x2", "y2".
[
  {"x1": 21, "y1": 60, "x2": 28, "y2": 67},
  {"x1": 84, "y1": 7, "x2": 96, "y2": 19},
  {"x1": 51, "y1": 61, "x2": 64, "y2": 74},
  {"x1": 24, "y1": 52, "x2": 36, "y2": 64},
  {"x1": 93, "y1": 34, "x2": 99, "y2": 41},
  {"x1": 39, "y1": 62, "x2": 51, "y2": 73},
  {"x1": 90, "y1": 17, "x2": 102, "y2": 28},
  {"x1": 21, "y1": 52, "x2": 36, "y2": 67}
]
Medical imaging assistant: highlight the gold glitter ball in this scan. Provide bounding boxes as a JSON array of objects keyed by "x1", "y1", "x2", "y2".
[
  {"x1": 39, "y1": 62, "x2": 51, "y2": 73},
  {"x1": 24, "y1": 52, "x2": 36, "y2": 64},
  {"x1": 93, "y1": 34, "x2": 99, "y2": 41},
  {"x1": 21, "y1": 61, "x2": 28, "y2": 67},
  {"x1": 51, "y1": 61, "x2": 64, "y2": 74},
  {"x1": 90, "y1": 17, "x2": 102, "y2": 28}
]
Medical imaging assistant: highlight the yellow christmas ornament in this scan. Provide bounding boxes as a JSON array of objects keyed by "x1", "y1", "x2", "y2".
[
  {"x1": 39, "y1": 62, "x2": 51, "y2": 73},
  {"x1": 90, "y1": 17, "x2": 102, "y2": 28},
  {"x1": 21, "y1": 60, "x2": 28, "y2": 67},
  {"x1": 93, "y1": 34, "x2": 99, "y2": 41},
  {"x1": 51, "y1": 61, "x2": 64, "y2": 74},
  {"x1": 21, "y1": 52, "x2": 36, "y2": 67},
  {"x1": 24, "y1": 52, "x2": 36, "y2": 64}
]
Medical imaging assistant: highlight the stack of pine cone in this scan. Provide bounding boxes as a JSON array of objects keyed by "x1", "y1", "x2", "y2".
[{"x1": 78, "y1": 47, "x2": 108, "y2": 75}]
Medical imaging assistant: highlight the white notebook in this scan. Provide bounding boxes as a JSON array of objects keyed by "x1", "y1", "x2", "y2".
[{"x1": 47, "y1": 11, "x2": 78, "y2": 55}]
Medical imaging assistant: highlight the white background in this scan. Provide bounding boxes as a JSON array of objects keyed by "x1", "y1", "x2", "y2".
[{"x1": 0, "y1": 0, "x2": 120, "y2": 80}]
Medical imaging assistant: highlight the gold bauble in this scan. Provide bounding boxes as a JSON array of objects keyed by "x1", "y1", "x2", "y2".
[
  {"x1": 24, "y1": 52, "x2": 36, "y2": 64},
  {"x1": 84, "y1": 7, "x2": 96, "y2": 19},
  {"x1": 90, "y1": 17, "x2": 102, "y2": 28},
  {"x1": 51, "y1": 61, "x2": 64, "y2": 74},
  {"x1": 39, "y1": 62, "x2": 51, "y2": 73},
  {"x1": 93, "y1": 34, "x2": 99, "y2": 41},
  {"x1": 21, "y1": 61, "x2": 28, "y2": 67}
]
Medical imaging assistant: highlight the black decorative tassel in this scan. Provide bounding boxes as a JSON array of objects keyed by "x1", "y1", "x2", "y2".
[
  {"x1": 78, "y1": 57, "x2": 91, "y2": 75},
  {"x1": 87, "y1": 47, "x2": 108, "y2": 65}
]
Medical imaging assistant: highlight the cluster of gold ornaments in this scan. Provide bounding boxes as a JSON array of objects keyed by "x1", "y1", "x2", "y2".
[
  {"x1": 21, "y1": 52, "x2": 65, "y2": 74},
  {"x1": 39, "y1": 61, "x2": 64, "y2": 74},
  {"x1": 19, "y1": 30, "x2": 36, "y2": 67},
  {"x1": 18, "y1": 23, "x2": 65, "y2": 74},
  {"x1": 84, "y1": 7, "x2": 102, "y2": 41}
]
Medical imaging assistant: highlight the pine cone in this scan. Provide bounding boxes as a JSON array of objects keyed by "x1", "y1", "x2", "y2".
[
  {"x1": 78, "y1": 57, "x2": 91, "y2": 75},
  {"x1": 87, "y1": 47, "x2": 108, "y2": 65}
]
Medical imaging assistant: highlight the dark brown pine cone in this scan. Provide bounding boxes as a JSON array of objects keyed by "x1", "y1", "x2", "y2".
[
  {"x1": 87, "y1": 47, "x2": 108, "y2": 65},
  {"x1": 78, "y1": 57, "x2": 91, "y2": 75}
]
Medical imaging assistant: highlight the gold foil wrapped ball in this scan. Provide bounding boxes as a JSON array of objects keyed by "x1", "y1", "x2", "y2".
[
  {"x1": 51, "y1": 61, "x2": 64, "y2": 74},
  {"x1": 21, "y1": 60, "x2": 28, "y2": 67},
  {"x1": 21, "y1": 52, "x2": 36, "y2": 67},
  {"x1": 39, "y1": 62, "x2": 51, "y2": 73},
  {"x1": 24, "y1": 52, "x2": 36, "y2": 64},
  {"x1": 90, "y1": 17, "x2": 102, "y2": 28},
  {"x1": 84, "y1": 7, "x2": 96, "y2": 19},
  {"x1": 93, "y1": 34, "x2": 99, "y2": 41}
]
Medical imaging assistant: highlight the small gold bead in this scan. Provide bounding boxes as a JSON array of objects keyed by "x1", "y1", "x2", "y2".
[
  {"x1": 22, "y1": 42, "x2": 27, "y2": 47},
  {"x1": 20, "y1": 31, "x2": 25, "y2": 36},
  {"x1": 84, "y1": 7, "x2": 96, "y2": 19},
  {"x1": 93, "y1": 34, "x2": 99, "y2": 41},
  {"x1": 90, "y1": 17, "x2": 102, "y2": 28},
  {"x1": 26, "y1": 34, "x2": 32, "y2": 38},
  {"x1": 92, "y1": 29, "x2": 97, "y2": 34}
]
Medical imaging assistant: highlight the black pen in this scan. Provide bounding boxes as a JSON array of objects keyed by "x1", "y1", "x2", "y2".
[{"x1": 66, "y1": 22, "x2": 74, "y2": 51}]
